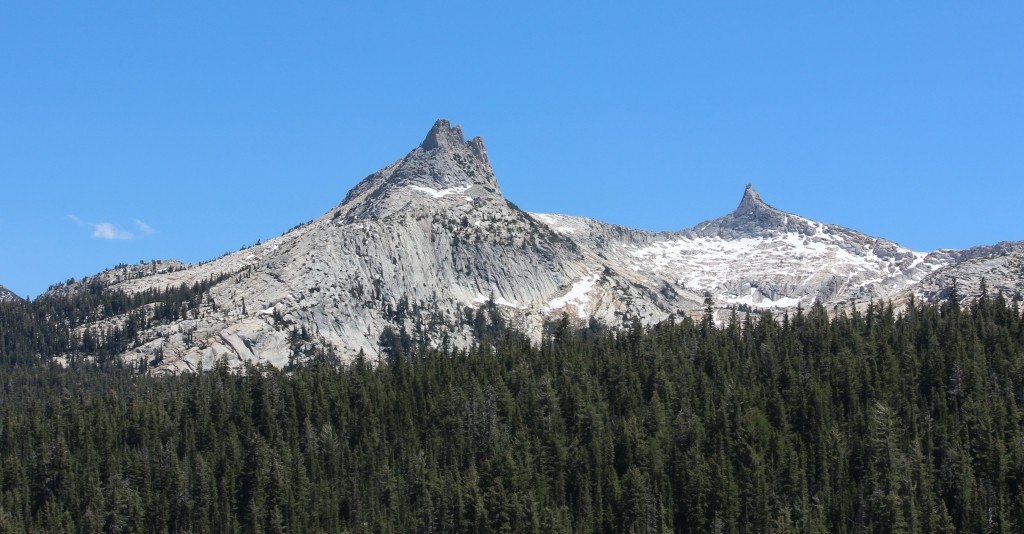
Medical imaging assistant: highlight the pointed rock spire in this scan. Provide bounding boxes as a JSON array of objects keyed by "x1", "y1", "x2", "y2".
[
  {"x1": 737, "y1": 184, "x2": 768, "y2": 212},
  {"x1": 420, "y1": 119, "x2": 465, "y2": 151},
  {"x1": 335, "y1": 119, "x2": 502, "y2": 221},
  {"x1": 690, "y1": 183, "x2": 804, "y2": 238},
  {"x1": 468, "y1": 135, "x2": 489, "y2": 164},
  {"x1": 420, "y1": 119, "x2": 490, "y2": 165}
]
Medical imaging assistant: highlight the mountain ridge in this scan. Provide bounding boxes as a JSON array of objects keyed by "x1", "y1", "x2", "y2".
[
  {"x1": 36, "y1": 120, "x2": 1024, "y2": 371},
  {"x1": 0, "y1": 284, "x2": 21, "y2": 302}
]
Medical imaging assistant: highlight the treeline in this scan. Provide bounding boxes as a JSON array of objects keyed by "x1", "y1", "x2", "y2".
[
  {"x1": 0, "y1": 294, "x2": 1023, "y2": 531},
  {"x1": 0, "y1": 274, "x2": 230, "y2": 366}
]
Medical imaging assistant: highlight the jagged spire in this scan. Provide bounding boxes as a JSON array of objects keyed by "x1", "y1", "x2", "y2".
[
  {"x1": 336, "y1": 119, "x2": 502, "y2": 221},
  {"x1": 420, "y1": 119, "x2": 465, "y2": 150},
  {"x1": 737, "y1": 184, "x2": 767, "y2": 212},
  {"x1": 689, "y1": 183, "x2": 799, "y2": 238},
  {"x1": 420, "y1": 119, "x2": 490, "y2": 165}
]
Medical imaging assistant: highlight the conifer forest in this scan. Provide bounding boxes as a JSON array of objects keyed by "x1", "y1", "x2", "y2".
[{"x1": 1, "y1": 287, "x2": 1024, "y2": 532}]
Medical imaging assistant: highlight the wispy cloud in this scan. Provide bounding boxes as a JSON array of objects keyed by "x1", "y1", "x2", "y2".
[
  {"x1": 134, "y1": 219, "x2": 156, "y2": 235},
  {"x1": 68, "y1": 215, "x2": 135, "y2": 240},
  {"x1": 92, "y1": 222, "x2": 133, "y2": 240}
]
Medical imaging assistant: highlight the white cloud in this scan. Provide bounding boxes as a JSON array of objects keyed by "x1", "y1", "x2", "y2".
[
  {"x1": 68, "y1": 215, "x2": 135, "y2": 240},
  {"x1": 134, "y1": 219, "x2": 156, "y2": 235},
  {"x1": 92, "y1": 222, "x2": 133, "y2": 240}
]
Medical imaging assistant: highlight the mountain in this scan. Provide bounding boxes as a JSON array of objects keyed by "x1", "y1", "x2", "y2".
[
  {"x1": 42, "y1": 120, "x2": 1023, "y2": 371},
  {"x1": 539, "y1": 184, "x2": 998, "y2": 315},
  {"x1": 902, "y1": 242, "x2": 1024, "y2": 304},
  {"x1": 0, "y1": 284, "x2": 21, "y2": 302}
]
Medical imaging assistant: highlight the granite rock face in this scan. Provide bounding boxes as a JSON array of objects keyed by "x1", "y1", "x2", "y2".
[
  {"x1": 54, "y1": 121, "x2": 608, "y2": 371},
  {"x1": 46, "y1": 120, "x2": 1024, "y2": 371},
  {"x1": 902, "y1": 243, "x2": 1024, "y2": 305}
]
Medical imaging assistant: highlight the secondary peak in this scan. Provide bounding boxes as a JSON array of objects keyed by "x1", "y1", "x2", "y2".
[{"x1": 737, "y1": 184, "x2": 767, "y2": 211}]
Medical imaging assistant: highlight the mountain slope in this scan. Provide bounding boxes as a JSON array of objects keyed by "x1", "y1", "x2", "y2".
[
  {"x1": 0, "y1": 284, "x2": 20, "y2": 302},
  {"x1": 901, "y1": 243, "x2": 1024, "y2": 305},
  {"x1": 41, "y1": 120, "x2": 1024, "y2": 371},
  {"x1": 60, "y1": 121, "x2": 654, "y2": 371},
  {"x1": 529, "y1": 184, "x2": 961, "y2": 315}
]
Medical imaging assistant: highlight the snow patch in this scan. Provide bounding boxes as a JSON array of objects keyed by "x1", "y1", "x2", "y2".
[
  {"x1": 723, "y1": 293, "x2": 804, "y2": 309},
  {"x1": 531, "y1": 213, "x2": 581, "y2": 234},
  {"x1": 494, "y1": 296, "x2": 519, "y2": 308},
  {"x1": 545, "y1": 275, "x2": 600, "y2": 318},
  {"x1": 629, "y1": 231, "x2": 923, "y2": 300},
  {"x1": 408, "y1": 184, "x2": 472, "y2": 199},
  {"x1": 533, "y1": 214, "x2": 558, "y2": 225},
  {"x1": 470, "y1": 293, "x2": 521, "y2": 308}
]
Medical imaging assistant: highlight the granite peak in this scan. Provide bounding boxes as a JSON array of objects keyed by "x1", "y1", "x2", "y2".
[{"x1": 38, "y1": 120, "x2": 1024, "y2": 372}]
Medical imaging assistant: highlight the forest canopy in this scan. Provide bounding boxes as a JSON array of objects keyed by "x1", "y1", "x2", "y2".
[{"x1": 1, "y1": 292, "x2": 1023, "y2": 532}]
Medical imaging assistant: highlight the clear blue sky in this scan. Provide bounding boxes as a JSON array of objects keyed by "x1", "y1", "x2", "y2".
[{"x1": 2, "y1": 3, "x2": 1022, "y2": 298}]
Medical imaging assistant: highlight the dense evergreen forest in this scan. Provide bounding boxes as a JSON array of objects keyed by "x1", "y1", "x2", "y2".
[
  {"x1": 0, "y1": 274, "x2": 229, "y2": 367},
  {"x1": 1, "y1": 288, "x2": 1024, "y2": 532}
]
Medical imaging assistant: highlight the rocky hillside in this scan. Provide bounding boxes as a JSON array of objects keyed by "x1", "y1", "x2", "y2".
[
  {"x1": 902, "y1": 243, "x2": 1024, "y2": 305},
  {"x1": 0, "y1": 284, "x2": 21, "y2": 302},
  {"x1": 41, "y1": 120, "x2": 1023, "y2": 371}
]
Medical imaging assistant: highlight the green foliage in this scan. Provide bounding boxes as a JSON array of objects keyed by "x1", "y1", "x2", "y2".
[
  {"x1": 0, "y1": 274, "x2": 230, "y2": 367},
  {"x1": 0, "y1": 295, "x2": 1022, "y2": 531}
]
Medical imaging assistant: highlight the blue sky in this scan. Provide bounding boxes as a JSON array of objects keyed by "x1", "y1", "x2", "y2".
[{"x1": 2, "y1": 3, "x2": 1022, "y2": 298}]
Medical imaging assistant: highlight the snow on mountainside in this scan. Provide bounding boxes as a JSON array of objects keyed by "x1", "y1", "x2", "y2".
[
  {"x1": 530, "y1": 184, "x2": 953, "y2": 312},
  {"x1": 43, "y1": 120, "x2": 1024, "y2": 371}
]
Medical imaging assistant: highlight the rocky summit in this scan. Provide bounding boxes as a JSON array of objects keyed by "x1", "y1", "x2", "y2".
[{"x1": 45, "y1": 120, "x2": 1024, "y2": 372}]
